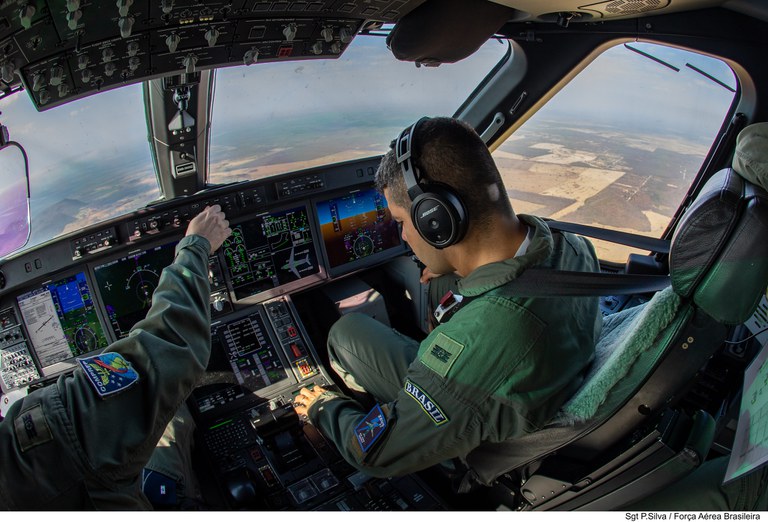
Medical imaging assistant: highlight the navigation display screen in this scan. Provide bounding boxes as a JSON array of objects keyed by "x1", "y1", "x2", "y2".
[
  {"x1": 93, "y1": 241, "x2": 177, "y2": 339},
  {"x1": 218, "y1": 310, "x2": 290, "y2": 392},
  {"x1": 315, "y1": 187, "x2": 403, "y2": 275},
  {"x1": 17, "y1": 272, "x2": 109, "y2": 375},
  {"x1": 222, "y1": 206, "x2": 319, "y2": 300}
]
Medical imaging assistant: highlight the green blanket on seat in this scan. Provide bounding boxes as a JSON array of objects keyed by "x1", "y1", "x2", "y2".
[{"x1": 562, "y1": 286, "x2": 681, "y2": 422}]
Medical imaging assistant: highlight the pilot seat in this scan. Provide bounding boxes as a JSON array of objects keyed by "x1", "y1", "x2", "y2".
[{"x1": 448, "y1": 162, "x2": 768, "y2": 510}]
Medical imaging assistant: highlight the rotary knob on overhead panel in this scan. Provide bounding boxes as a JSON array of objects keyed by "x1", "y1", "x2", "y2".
[
  {"x1": 310, "y1": 40, "x2": 323, "y2": 55},
  {"x1": 77, "y1": 54, "x2": 90, "y2": 70},
  {"x1": 66, "y1": 9, "x2": 82, "y2": 30},
  {"x1": 38, "y1": 88, "x2": 50, "y2": 105},
  {"x1": 320, "y1": 26, "x2": 334, "y2": 42},
  {"x1": 127, "y1": 41, "x2": 140, "y2": 57},
  {"x1": 330, "y1": 41, "x2": 341, "y2": 54},
  {"x1": 58, "y1": 83, "x2": 70, "y2": 97},
  {"x1": 66, "y1": 0, "x2": 81, "y2": 11},
  {"x1": 205, "y1": 27, "x2": 220, "y2": 47},
  {"x1": 116, "y1": 0, "x2": 134, "y2": 17},
  {"x1": 19, "y1": 4, "x2": 36, "y2": 30},
  {"x1": 81, "y1": 68, "x2": 92, "y2": 83},
  {"x1": 282, "y1": 23, "x2": 297, "y2": 42},
  {"x1": 166, "y1": 33, "x2": 181, "y2": 53},
  {"x1": 161, "y1": 0, "x2": 174, "y2": 15},
  {"x1": 104, "y1": 62, "x2": 116, "y2": 77},
  {"x1": 182, "y1": 53, "x2": 197, "y2": 74},
  {"x1": 102, "y1": 48, "x2": 115, "y2": 63},
  {"x1": 1, "y1": 62, "x2": 15, "y2": 84},
  {"x1": 128, "y1": 56, "x2": 140, "y2": 72},
  {"x1": 339, "y1": 27, "x2": 354, "y2": 44},
  {"x1": 48, "y1": 65, "x2": 64, "y2": 86},
  {"x1": 243, "y1": 47, "x2": 259, "y2": 66},
  {"x1": 118, "y1": 16, "x2": 135, "y2": 38},
  {"x1": 31, "y1": 72, "x2": 45, "y2": 92}
]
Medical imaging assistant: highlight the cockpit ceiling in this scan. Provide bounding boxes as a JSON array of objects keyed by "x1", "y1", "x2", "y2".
[
  {"x1": 0, "y1": 0, "x2": 429, "y2": 111},
  {"x1": 488, "y1": 0, "x2": 736, "y2": 22}
]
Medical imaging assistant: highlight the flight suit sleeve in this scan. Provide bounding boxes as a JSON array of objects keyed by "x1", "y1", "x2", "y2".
[
  {"x1": 307, "y1": 355, "x2": 486, "y2": 478},
  {"x1": 63, "y1": 234, "x2": 213, "y2": 481},
  {"x1": 0, "y1": 234, "x2": 212, "y2": 509},
  {"x1": 308, "y1": 295, "x2": 546, "y2": 478}
]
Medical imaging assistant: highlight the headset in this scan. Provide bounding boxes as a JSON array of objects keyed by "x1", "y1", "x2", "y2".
[{"x1": 393, "y1": 117, "x2": 468, "y2": 249}]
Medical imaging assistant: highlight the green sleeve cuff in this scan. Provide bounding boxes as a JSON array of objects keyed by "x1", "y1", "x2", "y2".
[
  {"x1": 176, "y1": 234, "x2": 211, "y2": 257},
  {"x1": 307, "y1": 390, "x2": 344, "y2": 423}
]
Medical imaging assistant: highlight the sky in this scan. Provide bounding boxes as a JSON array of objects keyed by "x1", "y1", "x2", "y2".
[{"x1": 0, "y1": 34, "x2": 738, "y2": 252}]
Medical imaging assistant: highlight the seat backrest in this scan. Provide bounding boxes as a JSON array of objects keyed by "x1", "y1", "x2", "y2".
[{"x1": 462, "y1": 166, "x2": 768, "y2": 489}]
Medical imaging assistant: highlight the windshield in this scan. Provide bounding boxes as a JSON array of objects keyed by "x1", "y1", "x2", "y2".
[
  {"x1": 0, "y1": 85, "x2": 159, "y2": 251},
  {"x1": 209, "y1": 33, "x2": 509, "y2": 183}
]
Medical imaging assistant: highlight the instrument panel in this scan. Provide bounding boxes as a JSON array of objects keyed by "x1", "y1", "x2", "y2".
[{"x1": 0, "y1": 156, "x2": 406, "y2": 394}]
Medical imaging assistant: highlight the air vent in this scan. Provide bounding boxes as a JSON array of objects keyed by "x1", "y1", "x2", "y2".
[{"x1": 579, "y1": 0, "x2": 670, "y2": 18}]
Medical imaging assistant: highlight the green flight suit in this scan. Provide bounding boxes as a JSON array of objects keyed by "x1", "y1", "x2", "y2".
[
  {"x1": 0, "y1": 235, "x2": 212, "y2": 510},
  {"x1": 309, "y1": 215, "x2": 602, "y2": 477}
]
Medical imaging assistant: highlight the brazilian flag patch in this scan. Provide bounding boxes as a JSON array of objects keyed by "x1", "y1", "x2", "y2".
[
  {"x1": 78, "y1": 352, "x2": 139, "y2": 398},
  {"x1": 420, "y1": 332, "x2": 464, "y2": 378}
]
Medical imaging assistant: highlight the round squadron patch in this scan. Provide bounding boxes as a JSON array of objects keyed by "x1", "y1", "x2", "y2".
[{"x1": 77, "y1": 352, "x2": 139, "y2": 398}]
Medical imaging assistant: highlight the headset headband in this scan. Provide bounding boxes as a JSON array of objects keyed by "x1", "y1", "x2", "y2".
[{"x1": 394, "y1": 117, "x2": 428, "y2": 200}]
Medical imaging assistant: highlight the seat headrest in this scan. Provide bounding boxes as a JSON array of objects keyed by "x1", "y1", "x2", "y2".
[
  {"x1": 670, "y1": 168, "x2": 768, "y2": 324},
  {"x1": 733, "y1": 122, "x2": 768, "y2": 192}
]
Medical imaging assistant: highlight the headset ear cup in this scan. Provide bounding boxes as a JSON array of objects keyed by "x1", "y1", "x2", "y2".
[{"x1": 410, "y1": 185, "x2": 467, "y2": 248}]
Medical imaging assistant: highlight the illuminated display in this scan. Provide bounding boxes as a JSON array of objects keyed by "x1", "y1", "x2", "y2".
[
  {"x1": 93, "y1": 242, "x2": 177, "y2": 339},
  {"x1": 17, "y1": 272, "x2": 108, "y2": 373},
  {"x1": 222, "y1": 206, "x2": 319, "y2": 300},
  {"x1": 218, "y1": 311, "x2": 289, "y2": 391},
  {"x1": 316, "y1": 188, "x2": 402, "y2": 272}
]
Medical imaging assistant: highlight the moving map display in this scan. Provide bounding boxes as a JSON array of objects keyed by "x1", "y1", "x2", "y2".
[
  {"x1": 315, "y1": 188, "x2": 402, "y2": 274},
  {"x1": 93, "y1": 241, "x2": 177, "y2": 339},
  {"x1": 17, "y1": 272, "x2": 108, "y2": 375},
  {"x1": 222, "y1": 206, "x2": 319, "y2": 300}
]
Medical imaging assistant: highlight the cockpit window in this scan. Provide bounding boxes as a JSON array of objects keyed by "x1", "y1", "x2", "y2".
[
  {"x1": 0, "y1": 84, "x2": 158, "y2": 251},
  {"x1": 208, "y1": 33, "x2": 509, "y2": 184},
  {"x1": 492, "y1": 42, "x2": 737, "y2": 263}
]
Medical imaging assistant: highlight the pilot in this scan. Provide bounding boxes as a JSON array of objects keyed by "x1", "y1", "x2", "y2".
[
  {"x1": 294, "y1": 116, "x2": 602, "y2": 477},
  {"x1": 0, "y1": 205, "x2": 231, "y2": 509}
]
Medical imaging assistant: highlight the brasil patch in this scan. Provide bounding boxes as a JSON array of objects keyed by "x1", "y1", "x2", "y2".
[
  {"x1": 354, "y1": 404, "x2": 387, "y2": 453},
  {"x1": 78, "y1": 352, "x2": 139, "y2": 398},
  {"x1": 404, "y1": 379, "x2": 448, "y2": 426}
]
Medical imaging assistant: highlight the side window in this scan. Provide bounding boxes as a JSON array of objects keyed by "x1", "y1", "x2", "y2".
[{"x1": 492, "y1": 43, "x2": 737, "y2": 263}]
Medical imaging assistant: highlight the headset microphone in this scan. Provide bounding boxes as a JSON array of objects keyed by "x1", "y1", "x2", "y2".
[{"x1": 393, "y1": 117, "x2": 468, "y2": 248}]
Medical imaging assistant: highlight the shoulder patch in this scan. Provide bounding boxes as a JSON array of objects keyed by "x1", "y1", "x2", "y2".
[
  {"x1": 14, "y1": 403, "x2": 53, "y2": 452},
  {"x1": 420, "y1": 332, "x2": 465, "y2": 378},
  {"x1": 78, "y1": 352, "x2": 139, "y2": 398},
  {"x1": 354, "y1": 404, "x2": 388, "y2": 453},
  {"x1": 404, "y1": 380, "x2": 449, "y2": 426}
]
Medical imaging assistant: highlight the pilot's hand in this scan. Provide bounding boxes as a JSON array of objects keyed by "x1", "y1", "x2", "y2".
[
  {"x1": 293, "y1": 385, "x2": 328, "y2": 421},
  {"x1": 186, "y1": 205, "x2": 232, "y2": 253}
]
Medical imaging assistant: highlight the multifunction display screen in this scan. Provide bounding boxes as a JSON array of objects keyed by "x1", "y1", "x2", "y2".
[
  {"x1": 217, "y1": 311, "x2": 289, "y2": 391},
  {"x1": 93, "y1": 241, "x2": 177, "y2": 339},
  {"x1": 17, "y1": 272, "x2": 108, "y2": 375},
  {"x1": 222, "y1": 206, "x2": 319, "y2": 300},
  {"x1": 316, "y1": 188, "x2": 402, "y2": 272}
]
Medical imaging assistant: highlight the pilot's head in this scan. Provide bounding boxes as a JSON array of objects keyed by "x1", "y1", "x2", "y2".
[{"x1": 375, "y1": 117, "x2": 512, "y2": 271}]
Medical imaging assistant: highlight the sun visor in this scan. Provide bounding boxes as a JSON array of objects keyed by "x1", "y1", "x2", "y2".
[{"x1": 386, "y1": 0, "x2": 514, "y2": 65}]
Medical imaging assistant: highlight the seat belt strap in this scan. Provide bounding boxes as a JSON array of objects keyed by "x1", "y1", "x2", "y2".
[{"x1": 546, "y1": 220, "x2": 670, "y2": 254}]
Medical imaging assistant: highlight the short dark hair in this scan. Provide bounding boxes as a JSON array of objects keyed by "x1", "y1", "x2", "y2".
[{"x1": 375, "y1": 117, "x2": 512, "y2": 230}]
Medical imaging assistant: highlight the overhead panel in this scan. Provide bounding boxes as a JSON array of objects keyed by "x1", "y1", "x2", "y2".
[{"x1": 0, "y1": 0, "x2": 426, "y2": 111}]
